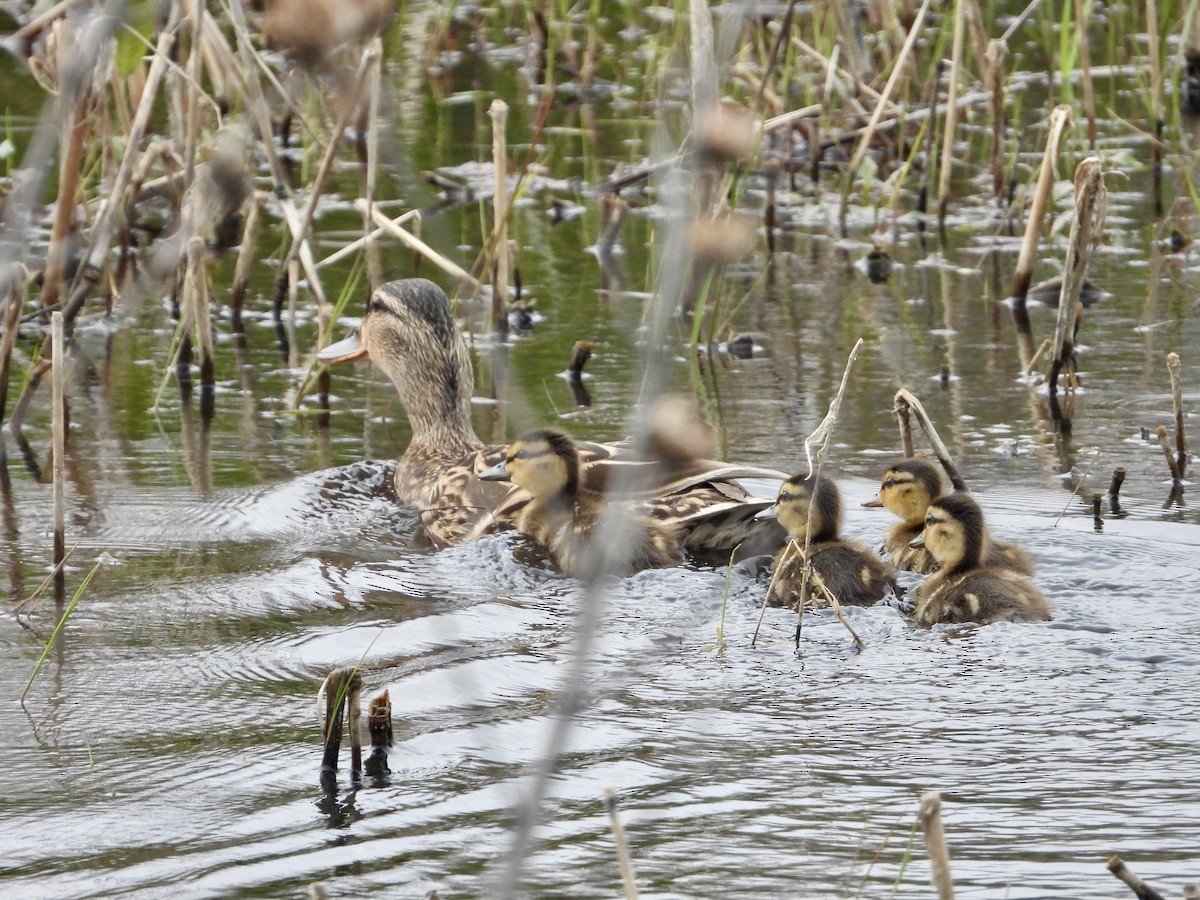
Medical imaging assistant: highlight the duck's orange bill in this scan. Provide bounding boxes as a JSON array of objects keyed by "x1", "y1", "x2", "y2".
[
  {"x1": 318, "y1": 333, "x2": 369, "y2": 364},
  {"x1": 861, "y1": 496, "x2": 884, "y2": 508}
]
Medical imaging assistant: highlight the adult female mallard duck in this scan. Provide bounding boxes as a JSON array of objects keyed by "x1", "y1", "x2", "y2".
[
  {"x1": 479, "y1": 427, "x2": 682, "y2": 577},
  {"x1": 865, "y1": 459, "x2": 1035, "y2": 575},
  {"x1": 319, "y1": 278, "x2": 787, "y2": 550},
  {"x1": 761, "y1": 471, "x2": 898, "y2": 609},
  {"x1": 912, "y1": 493, "x2": 1050, "y2": 627}
]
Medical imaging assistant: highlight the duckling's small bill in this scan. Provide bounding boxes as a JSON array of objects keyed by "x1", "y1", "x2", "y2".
[{"x1": 479, "y1": 461, "x2": 511, "y2": 482}]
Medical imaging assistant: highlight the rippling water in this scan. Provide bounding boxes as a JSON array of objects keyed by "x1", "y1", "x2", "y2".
[{"x1": 5, "y1": 2, "x2": 1200, "y2": 898}]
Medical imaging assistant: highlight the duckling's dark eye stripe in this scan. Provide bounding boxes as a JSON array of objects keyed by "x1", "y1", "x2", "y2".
[{"x1": 513, "y1": 447, "x2": 554, "y2": 461}]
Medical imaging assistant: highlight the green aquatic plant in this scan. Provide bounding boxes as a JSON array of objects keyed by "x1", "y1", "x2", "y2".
[{"x1": 20, "y1": 558, "x2": 102, "y2": 703}]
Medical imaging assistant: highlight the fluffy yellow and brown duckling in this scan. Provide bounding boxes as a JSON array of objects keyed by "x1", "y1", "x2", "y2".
[
  {"x1": 867, "y1": 459, "x2": 1035, "y2": 576},
  {"x1": 319, "y1": 278, "x2": 788, "y2": 550},
  {"x1": 763, "y1": 471, "x2": 898, "y2": 609},
  {"x1": 480, "y1": 428, "x2": 682, "y2": 578},
  {"x1": 913, "y1": 493, "x2": 1050, "y2": 627}
]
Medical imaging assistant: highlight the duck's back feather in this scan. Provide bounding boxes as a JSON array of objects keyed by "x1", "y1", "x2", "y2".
[
  {"x1": 914, "y1": 567, "x2": 1050, "y2": 626},
  {"x1": 768, "y1": 539, "x2": 897, "y2": 609}
]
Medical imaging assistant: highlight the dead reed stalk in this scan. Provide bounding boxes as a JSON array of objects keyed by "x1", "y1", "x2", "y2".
[
  {"x1": 604, "y1": 789, "x2": 639, "y2": 900},
  {"x1": 1157, "y1": 424, "x2": 1183, "y2": 484},
  {"x1": 937, "y1": 0, "x2": 968, "y2": 224},
  {"x1": 1074, "y1": 0, "x2": 1097, "y2": 147},
  {"x1": 0, "y1": 265, "x2": 27, "y2": 436},
  {"x1": 51, "y1": 311, "x2": 65, "y2": 603},
  {"x1": 1010, "y1": 105, "x2": 1072, "y2": 305},
  {"x1": 984, "y1": 39, "x2": 1007, "y2": 201},
  {"x1": 1146, "y1": 0, "x2": 1164, "y2": 215},
  {"x1": 229, "y1": 190, "x2": 266, "y2": 319},
  {"x1": 809, "y1": 569, "x2": 865, "y2": 649},
  {"x1": 359, "y1": 200, "x2": 482, "y2": 292},
  {"x1": 751, "y1": 339, "x2": 863, "y2": 649},
  {"x1": 893, "y1": 389, "x2": 967, "y2": 490},
  {"x1": 918, "y1": 792, "x2": 955, "y2": 900},
  {"x1": 490, "y1": 99, "x2": 511, "y2": 337},
  {"x1": 1049, "y1": 158, "x2": 1106, "y2": 396},
  {"x1": 1167, "y1": 352, "x2": 1187, "y2": 477},
  {"x1": 184, "y1": 237, "x2": 215, "y2": 419}
]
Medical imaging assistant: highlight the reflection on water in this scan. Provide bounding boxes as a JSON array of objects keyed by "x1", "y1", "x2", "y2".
[{"x1": 4, "y1": 4, "x2": 1200, "y2": 899}]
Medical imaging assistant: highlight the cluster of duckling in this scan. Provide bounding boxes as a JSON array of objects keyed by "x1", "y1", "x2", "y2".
[
  {"x1": 320, "y1": 278, "x2": 1050, "y2": 629},
  {"x1": 485, "y1": 433, "x2": 1050, "y2": 628}
]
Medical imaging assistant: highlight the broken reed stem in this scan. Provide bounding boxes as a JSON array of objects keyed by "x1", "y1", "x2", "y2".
[
  {"x1": 1010, "y1": 104, "x2": 1072, "y2": 304},
  {"x1": 751, "y1": 537, "x2": 799, "y2": 648},
  {"x1": 1167, "y1": 351, "x2": 1187, "y2": 477},
  {"x1": 318, "y1": 208, "x2": 421, "y2": 270},
  {"x1": 1023, "y1": 337, "x2": 1053, "y2": 376},
  {"x1": 41, "y1": 73, "x2": 90, "y2": 311},
  {"x1": 1092, "y1": 491, "x2": 1103, "y2": 530},
  {"x1": 809, "y1": 569, "x2": 865, "y2": 649},
  {"x1": 185, "y1": 237, "x2": 214, "y2": 420},
  {"x1": 1157, "y1": 425, "x2": 1183, "y2": 484},
  {"x1": 367, "y1": 690, "x2": 392, "y2": 750},
  {"x1": 897, "y1": 399, "x2": 915, "y2": 457},
  {"x1": 1074, "y1": 0, "x2": 1097, "y2": 147},
  {"x1": 1106, "y1": 855, "x2": 1168, "y2": 900},
  {"x1": 984, "y1": 39, "x2": 1008, "y2": 202},
  {"x1": 51, "y1": 311, "x2": 66, "y2": 602},
  {"x1": 893, "y1": 389, "x2": 968, "y2": 490},
  {"x1": 358, "y1": 200, "x2": 482, "y2": 292},
  {"x1": 1109, "y1": 466, "x2": 1126, "y2": 500},
  {"x1": 229, "y1": 190, "x2": 266, "y2": 318},
  {"x1": 489, "y1": 99, "x2": 510, "y2": 337},
  {"x1": 1049, "y1": 157, "x2": 1106, "y2": 395},
  {"x1": 319, "y1": 666, "x2": 365, "y2": 778},
  {"x1": 918, "y1": 792, "x2": 955, "y2": 900},
  {"x1": 847, "y1": 0, "x2": 932, "y2": 175},
  {"x1": 937, "y1": 0, "x2": 967, "y2": 223},
  {"x1": 604, "y1": 789, "x2": 640, "y2": 900}
]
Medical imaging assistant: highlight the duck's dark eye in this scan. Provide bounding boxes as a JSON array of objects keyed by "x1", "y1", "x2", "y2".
[
  {"x1": 883, "y1": 477, "x2": 895, "y2": 488},
  {"x1": 514, "y1": 448, "x2": 531, "y2": 460},
  {"x1": 778, "y1": 491, "x2": 791, "y2": 501},
  {"x1": 369, "y1": 295, "x2": 388, "y2": 313}
]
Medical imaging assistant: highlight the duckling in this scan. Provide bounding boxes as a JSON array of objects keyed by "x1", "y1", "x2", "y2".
[
  {"x1": 319, "y1": 278, "x2": 789, "y2": 550},
  {"x1": 764, "y1": 472, "x2": 898, "y2": 609},
  {"x1": 480, "y1": 428, "x2": 682, "y2": 578},
  {"x1": 913, "y1": 493, "x2": 1050, "y2": 627},
  {"x1": 867, "y1": 459, "x2": 1035, "y2": 575}
]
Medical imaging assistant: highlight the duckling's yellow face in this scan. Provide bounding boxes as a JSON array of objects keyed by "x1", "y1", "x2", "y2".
[
  {"x1": 921, "y1": 507, "x2": 967, "y2": 569},
  {"x1": 774, "y1": 480, "x2": 814, "y2": 540},
  {"x1": 878, "y1": 468, "x2": 935, "y2": 526},
  {"x1": 505, "y1": 436, "x2": 571, "y2": 500}
]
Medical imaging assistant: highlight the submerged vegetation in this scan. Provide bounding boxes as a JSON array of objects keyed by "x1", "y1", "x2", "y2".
[{"x1": 2, "y1": 0, "x2": 1200, "y2": 896}]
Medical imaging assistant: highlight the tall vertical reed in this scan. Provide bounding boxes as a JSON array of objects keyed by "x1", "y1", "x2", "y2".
[
  {"x1": 490, "y1": 99, "x2": 510, "y2": 336},
  {"x1": 51, "y1": 310, "x2": 66, "y2": 603},
  {"x1": 937, "y1": 0, "x2": 967, "y2": 224}
]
